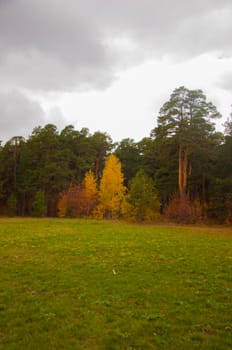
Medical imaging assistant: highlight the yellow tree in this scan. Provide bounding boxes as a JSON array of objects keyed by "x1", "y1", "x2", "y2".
[
  {"x1": 82, "y1": 170, "x2": 98, "y2": 216},
  {"x1": 95, "y1": 154, "x2": 126, "y2": 219}
]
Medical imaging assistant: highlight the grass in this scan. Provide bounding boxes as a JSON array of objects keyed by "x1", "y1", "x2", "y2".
[{"x1": 0, "y1": 218, "x2": 232, "y2": 349}]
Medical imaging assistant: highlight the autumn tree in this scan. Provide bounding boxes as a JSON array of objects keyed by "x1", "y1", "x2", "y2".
[
  {"x1": 95, "y1": 154, "x2": 126, "y2": 219},
  {"x1": 57, "y1": 191, "x2": 68, "y2": 218},
  {"x1": 82, "y1": 170, "x2": 98, "y2": 216},
  {"x1": 57, "y1": 171, "x2": 98, "y2": 218}
]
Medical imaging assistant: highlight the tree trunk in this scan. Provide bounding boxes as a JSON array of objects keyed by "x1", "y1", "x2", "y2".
[
  {"x1": 183, "y1": 148, "x2": 188, "y2": 195},
  {"x1": 178, "y1": 145, "x2": 188, "y2": 198},
  {"x1": 178, "y1": 145, "x2": 183, "y2": 196},
  {"x1": 202, "y1": 174, "x2": 206, "y2": 204}
]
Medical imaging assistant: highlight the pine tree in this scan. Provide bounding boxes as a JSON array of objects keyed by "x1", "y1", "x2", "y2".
[
  {"x1": 7, "y1": 193, "x2": 17, "y2": 217},
  {"x1": 154, "y1": 86, "x2": 221, "y2": 198},
  {"x1": 32, "y1": 191, "x2": 46, "y2": 217}
]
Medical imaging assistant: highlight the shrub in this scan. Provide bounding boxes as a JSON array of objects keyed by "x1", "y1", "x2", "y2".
[{"x1": 165, "y1": 194, "x2": 197, "y2": 224}]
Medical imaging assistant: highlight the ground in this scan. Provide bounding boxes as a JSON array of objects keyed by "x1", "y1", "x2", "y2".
[{"x1": 0, "y1": 218, "x2": 231, "y2": 349}]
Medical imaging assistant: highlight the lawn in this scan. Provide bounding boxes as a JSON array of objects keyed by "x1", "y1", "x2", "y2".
[{"x1": 0, "y1": 218, "x2": 231, "y2": 349}]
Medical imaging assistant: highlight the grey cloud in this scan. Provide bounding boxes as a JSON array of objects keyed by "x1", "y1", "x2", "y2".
[
  {"x1": 0, "y1": 90, "x2": 45, "y2": 143},
  {"x1": 0, "y1": 0, "x2": 232, "y2": 92}
]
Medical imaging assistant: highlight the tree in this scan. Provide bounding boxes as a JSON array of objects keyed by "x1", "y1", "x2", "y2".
[
  {"x1": 224, "y1": 113, "x2": 232, "y2": 136},
  {"x1": 90, "y1": 131, "x2": 113, "y2": 179},
  {"x1": 123, "y1": 170, "x2": 160, "y2": 222},
  {"x1": 21, "y1": 124, "x2": 69, "y2": 215},
  {"x1": 57, "y1": 172, "x2": 98, "y2": 218},
  {"x1": 7, "y1": 193, "x2": 17, "y2": 217},
  {"x1": 0, "y1": 137, "x2": 25, "y2": 214},
  {"x1": 209, "y1": 116, "x2": 232, "y2": 222},
  {"x1": 32, "y1": 191, "x2": 46, "y2": 217},
  {"x1": 57, "y1": 191, "x2": 68, "y2": 218},
  {"x1": 115, "y1": 138, "x2": 141, "y2": 186},
  {"x1": 154, "y1": 86, "x2": 221, "y2": 200},
  {"x1": 95, "y1": 155, "x2": 126, "y2": 219},
  {"x1": 82, "y1": 170, "x2": 98, "y2": 216}
]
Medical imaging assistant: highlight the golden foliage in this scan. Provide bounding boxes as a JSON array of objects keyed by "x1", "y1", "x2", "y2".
[
  {"x1": 82, "y1": 170, "x2": 98, "y2": 216},
  {"x1": 57, "y1": 171, "x2": 98, "y2": 218},
  {"x1": 94, "y1": 155, "x2": 126, "y2": 219}
]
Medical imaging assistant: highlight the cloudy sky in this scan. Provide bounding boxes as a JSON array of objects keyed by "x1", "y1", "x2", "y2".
[{"x1": 0, "y1": 0, "x2": 232, "y2": 143}]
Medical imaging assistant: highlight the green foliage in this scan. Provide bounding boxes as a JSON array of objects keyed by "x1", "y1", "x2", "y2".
[
  {"x1": 209, "y1": 133, "x2": 232, "y2": 223},
  {"x1": 224, "y1": 115, "x2": 232, "y2": 136},
  {"x1": 115, "y1": 138, "x2": 142, "y2": 185},
  {"x1": 153, "y1": 86, "x2": 222, "y2": 210},
  {"x1": 0, "y1": 86, "x2": 229, "y2": 222},
  {"x1": 124, "y1": 170, "x2": 160, "y2": 222},
  {"x1": 0, "y1": 124, "x2": 113, "y2": 217},
  {"x1": 32, "y1": 190, "x2": 46, "y2": 217},
  {"x1": 7, "y1": 193, "x2": 17, "y2": 217},
  {"x1": 0, "y1": 218, "x2": 231, "y2": 349}
]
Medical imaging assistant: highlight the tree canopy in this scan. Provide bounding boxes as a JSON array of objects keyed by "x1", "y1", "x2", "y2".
[{"x1": 0, "y1": 86, "x2": 231, "y2": 223}]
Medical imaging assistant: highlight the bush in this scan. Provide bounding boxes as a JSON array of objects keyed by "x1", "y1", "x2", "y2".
[{"x1": 165, "y1": 194, "x2": 197, "y2": 224}]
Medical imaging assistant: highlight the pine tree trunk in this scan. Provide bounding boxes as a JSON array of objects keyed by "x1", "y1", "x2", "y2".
[
  {"x1": 183, "y1": 148, "x2": 188, "y2": 195},
  {"x1": 179, "y1": 145, "x2": 188, "y2": 198},
  {"x1": 178, "y1": 145, "x2": 183, "y2": 196}
]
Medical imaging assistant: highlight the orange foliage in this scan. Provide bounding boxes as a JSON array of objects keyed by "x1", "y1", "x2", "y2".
[
  {"x1": 57, "y1": 192, "x2": 68, "y2": 218},
  {"x1": 57, "y1": 171, "x2": 98, "y2": 217},
  {"x1": 165, "y1": 193, "x2": 197, "y2": 224}
]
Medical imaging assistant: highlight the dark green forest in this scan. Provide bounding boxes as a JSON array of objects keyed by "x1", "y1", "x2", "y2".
[{"x1": 1, "y1": 87, "x2": 232, "y2": 223}]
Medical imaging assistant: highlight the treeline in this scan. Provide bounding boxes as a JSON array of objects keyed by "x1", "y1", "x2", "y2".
[{"x1": 0, "y1": 86, "x2": 231, "y2": 223}]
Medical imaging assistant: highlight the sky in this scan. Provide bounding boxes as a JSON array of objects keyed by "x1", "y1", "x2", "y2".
[{"x1": 0, "y1": 0, "x2": 232, "y2": 144}]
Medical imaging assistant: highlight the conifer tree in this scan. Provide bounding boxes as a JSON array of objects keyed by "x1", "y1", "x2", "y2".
[
  {"x1": 124, "y1": 170, "x2": 160, "y2": 222},
  {"x1": 154, "y1": 86, "x2": 221, "y2": 198},
  {"x1": 32, "y1": 190, "x2": 46, "y2": 217}
]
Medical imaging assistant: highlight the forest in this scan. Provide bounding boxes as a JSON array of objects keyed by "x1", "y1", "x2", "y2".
[{"x1": 0, "y1": 86, "x2": 232, "y2": 223}]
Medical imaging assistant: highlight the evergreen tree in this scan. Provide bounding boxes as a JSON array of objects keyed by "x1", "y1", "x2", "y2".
[
  {"x1": 115, "y1": 138, "x2": 141, "y2": 186},
  {"x1": 32, "y1": 191, "x2": 46, "y2": 217},
  {"x1": 7, "y1": 193, "x2": 17, "y2": 217},
  {"x1": 153, "y1": 87, "x2": 222, "y2": 213},
  {"x1": 124, "y1": 170, "x2": 160, "y2": 222}
]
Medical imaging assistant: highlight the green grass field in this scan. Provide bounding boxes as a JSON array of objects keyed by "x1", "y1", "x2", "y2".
[{"x1": 0, "y1": 218, "x2": 231, "y2": 349}]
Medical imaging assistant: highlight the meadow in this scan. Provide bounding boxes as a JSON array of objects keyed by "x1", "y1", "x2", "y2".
[{"x1": 0, "y1": 218, "x2": 231, "y2": 349}]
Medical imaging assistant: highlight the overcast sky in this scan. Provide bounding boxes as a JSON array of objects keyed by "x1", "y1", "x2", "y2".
[{"x1": 0, "y1": 0, "x2": 232, "y2": 143}]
